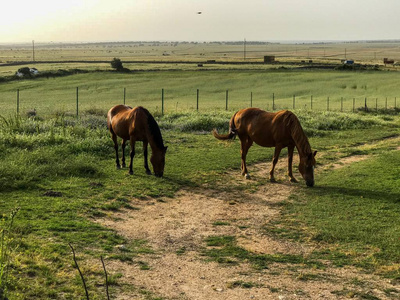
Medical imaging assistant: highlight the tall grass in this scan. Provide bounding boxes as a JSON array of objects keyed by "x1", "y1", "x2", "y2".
[{"x1": 0, "y1": 208, "x2": 19, "y2": 300}]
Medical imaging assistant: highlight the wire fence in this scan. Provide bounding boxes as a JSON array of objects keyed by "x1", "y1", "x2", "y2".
[{"x1": 2, "y1": 87, "x2": 399, "y2": 118}]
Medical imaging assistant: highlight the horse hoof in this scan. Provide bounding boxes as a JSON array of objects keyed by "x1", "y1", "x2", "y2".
[
  {"x1": 122, "y1": 164, "x2": 126, "y2": 168},
  {"x1": 116, "y1": 165, "x2": 121, "y2": 170},
  {"x1": 146, "y1": 170, "x2": 152, "y2": 175},
  {"x1": 245, "y1": 174, "x2": 250, "y2": 180},
  {"x1": 290, "y1": 178, "x2": 298, "y2": 183},
  {"x1": 270, "y1": 178, "x2": 277, "y2": 183},
  {"x1": 129, "y1": 171, "x2": 133, "y2": 175}
]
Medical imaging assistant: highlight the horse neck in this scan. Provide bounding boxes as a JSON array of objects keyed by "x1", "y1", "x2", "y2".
[
  {"x1": 146, "y1": 114, "x2": 164, "y2": 153},
  {"x1": 289, "y1": 117, "x2": 311, "y2": 157}
]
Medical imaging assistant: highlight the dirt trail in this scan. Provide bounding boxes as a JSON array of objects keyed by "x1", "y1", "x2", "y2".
[{"x1": 98, "y1": 156, "x2": 399, "y2": 300}]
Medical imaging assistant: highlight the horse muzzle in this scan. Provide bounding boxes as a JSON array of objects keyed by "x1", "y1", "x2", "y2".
[{"x1": 306, "y1": 180, "x2": 314, "y2": 187}]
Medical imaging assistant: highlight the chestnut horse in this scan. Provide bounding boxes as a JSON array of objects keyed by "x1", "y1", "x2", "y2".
[
  {"x1": 107, "y1": 105, "x2": 167, "y2": 177},
  {"x1": 213, "y1": 108, "x2": 317, "y2": 187}
]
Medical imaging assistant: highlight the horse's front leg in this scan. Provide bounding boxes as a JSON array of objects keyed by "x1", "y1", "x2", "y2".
[
  {"x1": 287, "y1": 145, "x2": 298, "y2": 183},
  {"x1": 111, "y1": 132, "x2": 121, "y2": 169},
  {"x1": 143, "y1": 140, "x2": 151, "y2": 175},
  {"x1": 269, "y1": 145, "x2": 282, "y2": 182},
  {"x1": 121, "y1": 139, "x2": 127, "y2": 168},
  {"x1": 128, "y1": 138, "x2": 136, "y2": 175}
]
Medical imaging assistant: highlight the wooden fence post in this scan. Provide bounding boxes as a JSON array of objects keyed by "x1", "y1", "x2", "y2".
[
  {"x1": 327, "y1": 97, "x2": 329, "y2": 111},
  {"x1": 272, "y1": 93, "x2": 275, "y2": 111},
  {"x1": 123, "y1": 88, "x2": 126, "y2": 105},
  {"x1": 250, "y1": 92, "x2": 253, "y2": 108},
  {"x1": 76, "y1": 87, "x2": 79, "y2": 118},
  {"x1": 353, "y1": 98, "x2": 355, "y2": 112},
  {"x1": 196, "y1": 89, "x2": 199, "y2": 111},
  {"x1": 161, "y1": 89, "x2": 164, "y2": 115},
  {"x1": 293, "y1": 95, "x2": 295, "y2": 109},
  {"x1": 341, "y1": 97, "x2": 343, "y2": 112},
  {"x1": 225, "y1": 90, "x2": 228, "y2": 110},
  {"x1": 310, "y1": 95, "x2": 313, "y2": 110},
  {"x1": 17, "y1": 89, "x2": 20, "y2": 114}
]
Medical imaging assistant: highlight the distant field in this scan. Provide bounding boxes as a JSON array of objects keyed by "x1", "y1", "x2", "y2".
[
  {"x1": 1, "y1": 40, "x2": 400, "y2": 67},
  {"x1": 0, "y1": 70, "x2": 399, "y2": 118}
]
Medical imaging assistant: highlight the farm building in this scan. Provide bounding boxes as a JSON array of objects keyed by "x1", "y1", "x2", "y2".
[
  {"x1": 264, "y1": 56, "x2": 275, "y2": 63},
  {"x1": 384, "y1": 58, "x2": 394, "y2": 64}
]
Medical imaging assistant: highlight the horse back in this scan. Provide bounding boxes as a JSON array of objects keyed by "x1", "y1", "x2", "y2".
[
  {"x1": 234, "y1": 108, "x2": 294, "y2": 147},
  {"x1": 107, "y1": 105, "x2": 148, "y2": 141}
]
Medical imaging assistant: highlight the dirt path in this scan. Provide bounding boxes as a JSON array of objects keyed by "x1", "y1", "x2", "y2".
[{"x1": 98, "y1": 155, "x2": 399, "y2": 299}]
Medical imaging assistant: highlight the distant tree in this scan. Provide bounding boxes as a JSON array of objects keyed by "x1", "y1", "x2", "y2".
[{"x1": 111, "y1": 58, "x2": 123, "y2": 71}]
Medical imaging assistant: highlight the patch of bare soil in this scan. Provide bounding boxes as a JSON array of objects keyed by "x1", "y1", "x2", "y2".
[{"x1": 97, "y1": 157, "x2": 400, "y2": 299}]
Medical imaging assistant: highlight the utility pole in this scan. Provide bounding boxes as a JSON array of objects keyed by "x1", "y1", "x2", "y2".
[
  {"x1": 32, "y1": 40, "x2": 35, "y2": 62},
  {"x1": 244, "y1": 38, "x2": 246, "y2": 61}
]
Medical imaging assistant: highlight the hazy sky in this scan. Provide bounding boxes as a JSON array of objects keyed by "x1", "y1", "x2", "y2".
[{"x1": 1, "y1": 0, "x2": 400, "y2": 43}]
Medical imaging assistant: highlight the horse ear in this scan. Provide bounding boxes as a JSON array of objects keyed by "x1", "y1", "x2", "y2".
[{"x1": 313, "y1": 151, "x2": 317, "y2": 157}]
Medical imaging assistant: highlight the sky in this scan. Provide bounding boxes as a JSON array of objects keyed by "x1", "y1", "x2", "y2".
[{"x1": 1, "y1": 0, "x2": 400, "y2": 43}]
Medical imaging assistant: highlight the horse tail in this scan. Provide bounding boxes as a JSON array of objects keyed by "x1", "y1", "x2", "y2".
[{"x1": 212, "y1": 111, "x2": 238, "y2": 140}]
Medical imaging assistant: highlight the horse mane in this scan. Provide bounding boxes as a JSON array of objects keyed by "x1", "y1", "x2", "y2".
[
  {"x1": 145, "y1": 109, "x2": 165, "y2": 150},
  {"x1": 286, "y1": 112, "x2": 311, "y2": 156}
]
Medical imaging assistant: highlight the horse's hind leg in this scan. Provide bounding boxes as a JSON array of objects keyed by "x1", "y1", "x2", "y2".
[
  {"x1": 128, "y1": 138, "x2": 136, "y2": 175},
  {"x1": 121, "y1": 139, "x2": 127, "y2": 168},
  {"x1": 111, "y1": 132, "x2": 121, "y2": 169},
  {"x1": 240, "y1": 136, "x2": 253, "y2": 179},
  {"x1": 287, "y1": 145, "x2": 298, "y2": 183},
  {"x1": 269, "y1": 145, "x2": 282, "y2": 182},
  {"x1": 143, "y1": 140, "x2": 151, "y2": 175}
]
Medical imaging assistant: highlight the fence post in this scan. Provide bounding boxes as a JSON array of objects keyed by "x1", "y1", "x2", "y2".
[
  {"x1": 364, "y1": 97, "x2": 367, "y2": 112},
  {"x1": 310, "y1": 95, "x2": 313, "y2": 110},
  {"x1": 17, "y1": 89, "x2": 20, "y2": 114},
  {"x1": 123, "y1": 88, "x2": 126, "y2": 105},
  {"x1": 250, "y1": 92, "x2": 253, "y2": 108},
  {"x1": 225, "y1": 90, "x2": 228, "y2": 111},
  {"x1": 327, "y1": 97, "x2": 329, "y2": 111},
  {"x1": 395, "y1": 97, "x2": 397, "y2": 109},
  {"x1": 341, "y1": 97, "x2": 343, "y2": 112},
  {"x1": 385, "y1": 97, "x2": 387, "y2": 110},
  {"x1": 161, "y1": 88, "x2": 164, "y2": 115},
  {"x1": 293, "y1": 95, "x2": 295, "y2": 110},
  {"x1": 272, "y1": 93, "x2": 275, "y2": 111},
  {"x1": 376, "y1": 98, "x2": 378, "y2": 111},
  {"x1": 353, "y1": 98, "x2": 355, "y2": 112},
  {"x1": 196, "y1": 89, "x2": 199, "y2": 111},
  {"x1": 76, "y1": 87, "x2": 79, "y2": 118}
]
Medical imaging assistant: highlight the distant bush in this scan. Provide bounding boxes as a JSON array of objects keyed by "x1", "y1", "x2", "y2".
[{"x1": 111, "y1": 58, "x2": 130, "y2": 72}]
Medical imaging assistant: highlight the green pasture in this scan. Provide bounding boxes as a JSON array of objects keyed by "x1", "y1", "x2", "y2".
[
  {"x1": 0, "y1": 105, "x2": 399, "y2": 298},
  {"x1": 0, "y1": 70, "x2": 399, "y2": 119}
]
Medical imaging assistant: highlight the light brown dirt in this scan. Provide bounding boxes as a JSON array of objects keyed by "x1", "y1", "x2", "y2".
[{"x1": 97, "y1": 156, "x2": 400, "y2": 300}]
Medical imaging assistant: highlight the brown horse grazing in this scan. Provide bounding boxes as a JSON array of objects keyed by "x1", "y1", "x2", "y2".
[
  {"x1": 107, "y1": 105, "x2": 167, "y2": 177},
  {"x1": 213, "y1": 108, "x2": 317, "y2": 187}
]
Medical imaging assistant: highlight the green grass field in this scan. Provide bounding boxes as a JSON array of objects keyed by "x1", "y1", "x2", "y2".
[
  {"x1": 0, "y1": 70, "x2": 399, "y2": 119},
  {"x1": 0, "y1": 104, "x2": 399, "y2": 298},
  {"x1": 0, "y1": 63, "x2": 399, "y2": 298}
]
